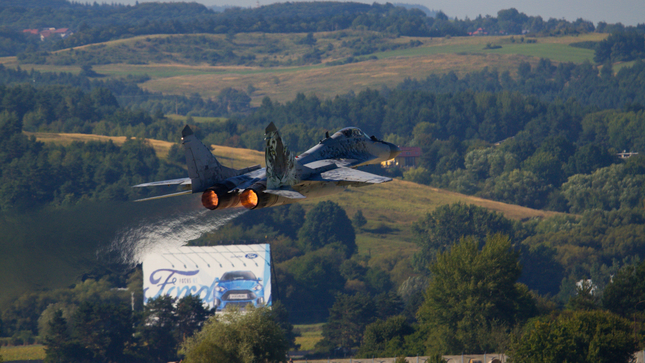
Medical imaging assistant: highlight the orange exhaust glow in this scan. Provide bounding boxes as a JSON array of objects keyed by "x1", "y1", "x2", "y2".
[
  {"x1": 201, "y1": 190, "x2": 219, "y2": 210},
  {"x1": 240, "y1": 189, "x2": 259, "y2": 209}
]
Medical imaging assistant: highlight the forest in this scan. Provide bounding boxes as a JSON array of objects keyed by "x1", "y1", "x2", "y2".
[
  {"x1": 4, "y1": 59, "x2": 645, "y2": 214},
  {"x1": 1, "y1": 0, "x2": 643, "y2": 61},
  {"x1": 1, "y1": 0, "x2": 645, "y2": 362},
  {"x1": 2, "y1": 60, "x2": 645, "y2": 360}
]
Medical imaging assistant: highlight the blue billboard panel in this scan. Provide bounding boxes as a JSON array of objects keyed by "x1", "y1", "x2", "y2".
[{"x1": 142, "y1": 244, "x2": 271, "y2": 311}]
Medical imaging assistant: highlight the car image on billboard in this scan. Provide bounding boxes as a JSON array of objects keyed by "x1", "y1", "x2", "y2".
[{"x1": 214, "y1": 270, "x2": 264, "y2": 310}]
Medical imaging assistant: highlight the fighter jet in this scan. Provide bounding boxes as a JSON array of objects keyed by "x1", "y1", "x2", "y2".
[{"x1": 133, "y1": 123, "x2": 401, "y2": 210}]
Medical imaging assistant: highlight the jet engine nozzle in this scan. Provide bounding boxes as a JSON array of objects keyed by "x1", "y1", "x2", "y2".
[
  {"x1": 201, "y1": 185, "x2": 240, "y2": 210},
  {"x1": 240, "y1": 181, "x2": 289, "y2": 210},
  {"x1": 240, "y1": 188, "x2": 260, "y2": 209}
]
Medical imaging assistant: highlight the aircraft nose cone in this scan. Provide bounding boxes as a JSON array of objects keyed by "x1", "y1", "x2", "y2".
[{"x1": 389, "y1": 143, "x2": 401, "y2": 159}]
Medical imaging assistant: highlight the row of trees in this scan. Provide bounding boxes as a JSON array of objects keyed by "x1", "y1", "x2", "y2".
[
  {"x1": 10, "y1": 201, "x2": 638, "y2": 361},
  {"x1": 188, "y1": 201, "x2": 645, "y2": 358},
  {"x1": 17, "y1": 205, "x2": 641, "y2": 361},
  {"x1": 28, "y1": 31, "x2": 422, "y2": 67},
  {"x1": 313, "y1": 229, "x2": 642, "y2": 360},
  {"x1": 398, "y1": 58, "x2": 645, "y2": 109},
  {"x1": 0, "y1": 107, "x2": 188, "y2": 210},
  {"x1": 410, "y1": 203, "x2": 645, "y2": 299},
  {"x1": 40, "y1": 290, "x2": 293, "y2": 363},
  {"x1": 0, "y1": 65, "x2": 253, "y2": 118},
  {"x1": 189, "y1": 201, "x2": 400, "y2": 323},
  {"x1": 3, "y1": 61, "x2": 645, "y2": 213},
  {"x1": 2, "y1": 0, "x2": 642, "y2": 58}
]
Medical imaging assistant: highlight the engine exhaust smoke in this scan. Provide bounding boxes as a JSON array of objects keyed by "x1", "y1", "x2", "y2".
[{"x1": 107, "y1": 207, "x2": 247, "y2": 266}]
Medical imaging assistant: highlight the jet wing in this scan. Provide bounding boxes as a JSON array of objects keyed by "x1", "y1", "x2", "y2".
[
  {"x1": 311, "y1": 167, "x2": 391, "y2": 184},
  {"x1": 133, "y1": 178, "x2": 191, "y2": 188},
  {"x1": 134, "y1": 190, "x2": 192, "y2": 202},
  {"x1": 264, "y1": 187, "x2": 306, "y2": 199}
]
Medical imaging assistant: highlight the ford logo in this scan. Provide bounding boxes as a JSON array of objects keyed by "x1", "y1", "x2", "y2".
[{"x1": 245, "y1": 253, "x2": 258, "y2": 259}]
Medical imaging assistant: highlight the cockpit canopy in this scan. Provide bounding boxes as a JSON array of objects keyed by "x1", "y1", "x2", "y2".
[{"x1": 332, "y1": 127, "x2": 371, "y2": 140}]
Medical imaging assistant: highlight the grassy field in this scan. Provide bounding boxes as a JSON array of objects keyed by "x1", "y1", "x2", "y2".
[
  {"x1": 294, "y1": 323, "x2": 324, "y2": 351},
  {"x1": 27, "y1": 131, "x2": 177, "y2": 158},
  {"x1": 373, "y1": 35, "x2": 599, "y2": 63},
  {"x1": 134, "y1": 34, "x2": 604, "y2": 104},
  {"x1": 0, "y1": 344, "x2": 46, "y2": 361},
  {"x1": 1, "y1": 32, "x2": 607, "y2": 105},
  {"x1": 165, "y1": 114, "x2": 227, "y2": 124},
  {"x1": 27, "y1": 131, "x2": 264, "y2": 167}
]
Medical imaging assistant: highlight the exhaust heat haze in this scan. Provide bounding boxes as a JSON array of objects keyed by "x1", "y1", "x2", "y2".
[{"x1": 107, "y1": 207, "x2": 246, "y2": 266}]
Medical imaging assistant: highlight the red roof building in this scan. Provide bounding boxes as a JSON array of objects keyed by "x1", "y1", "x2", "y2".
[
  {"x1": 381, "y1": 146, "x2": 422, "y2": 168},
  {"x1": 468, "y1": 27, "x2": 489, "y2": 36},
  {"x1": 22, "y1": 28, "x2": 72, "y2": 41}
]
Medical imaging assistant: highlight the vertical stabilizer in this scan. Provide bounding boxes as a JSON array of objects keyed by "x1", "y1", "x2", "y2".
[
  {"x1": 265, "y1": 122, "x2": 298, "y2": 189},
  {"x1": 182, "y1": 125, "x2": 236, "y2": 193}
]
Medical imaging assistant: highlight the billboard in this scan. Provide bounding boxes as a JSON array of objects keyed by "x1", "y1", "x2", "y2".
[{"x1": 142, "y1": 244, "x2": 271, "y2": 311}]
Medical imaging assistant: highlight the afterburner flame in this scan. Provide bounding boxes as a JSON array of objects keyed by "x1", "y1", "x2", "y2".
[
  {"x1": 201, "y1": 190, "x2": 219, "y2": 210},
  {"x1": 240, "y1": 189, "x2": 259, "y2": 209}
]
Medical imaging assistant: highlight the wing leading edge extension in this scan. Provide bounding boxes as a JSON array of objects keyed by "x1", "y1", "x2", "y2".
[{"x1": 310, "y1": 166, "x2": 391, "y2": 184}]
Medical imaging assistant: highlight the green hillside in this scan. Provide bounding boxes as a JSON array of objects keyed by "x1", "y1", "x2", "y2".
[
  {"x1": 1, "y1": 32, "x2": 606, "y2": 105},
  {"x1": 0, "y1": 134, "x2": 555, "y2": 308}
]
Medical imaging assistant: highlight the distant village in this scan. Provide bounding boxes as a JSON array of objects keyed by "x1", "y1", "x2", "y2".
[{"x1": 22, "y1": 27, "x2": 73, "y2": 41}]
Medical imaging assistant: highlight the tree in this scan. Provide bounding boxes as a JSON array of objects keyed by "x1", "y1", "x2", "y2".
[
  {"x1": 403, "y1": 166, "x2": 432, "y2": 185},
  {"x1": 602, "y1": 261, "x2": 645, "y2": 317},
  {"x1": 140, "y1": 295, "x2": 178, "y2": 362},
  {"x1": 352, "y1": 209, "x2": 367, "y2": 231},
  {"x1": 180, "y1": 306, "x2": 289, "y2": 363},
  {"x1": 297, "y1": 201, "x2": 356, "y2": 257},
  {"x1": 522, "y1": 151, "x2": 565, "y2": 186},
  {"x1": 510, "y1": 310, "x2": 637, "y2": 363},
  {"x1": 398, "y1": 276, "x2": 428, "y2": 320},
  {"x1": 276, "y1": 247, "x2": 346, "y2": 322},
  {"x1": 411, "y1": 203, "x2": 515, "y2": 271},
  {"x1": 356, "y1": 315, "x2": 413, "y2": 358},
  {"x1": 417, "y1": 234, "x2": 537, "y2": 355},
  {"x1": 565, "y1": 143, "x2": 614, "y2": 175},
  {"x1": 595, "y1": 31, "x2": 645, "y2": 63},
  {"x1": 567, "y1": 280, "x2": 599, "y2": 311},
  {"x1": 175, "y1": 295, "x2": 212, "y2": 342},
  {"x1": 268, "y1": 301, "x2": 299, "y2": 350},
  {"x1": 316, "y1": 293, "x2": 376, "y2": 355},
  {"x1": 72, "y1": 301, "x2": 135, "y2": 363},
  {"x1": 483, "y1": 169, "x2": 552, "y2": 209},
  {"x1": 464, "y1": 147, "x2": 518, "y2": 180},
  {"x1": 44, "y1": 310, "x2": 90, "y2": 363},
  {"x1": 561, "y1": 164, "x2": 645, "y2": 213}
]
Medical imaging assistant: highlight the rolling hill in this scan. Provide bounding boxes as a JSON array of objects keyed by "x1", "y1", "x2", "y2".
[
  {"x1": 30, "y1": 132, "x2": 557, "y2": 221},
  {"x1": 1, "y1": 32, "x2": 606, "y2": 106},
  {"x1": 0, "y1": 132, "x2": 560, "y2": 308}
]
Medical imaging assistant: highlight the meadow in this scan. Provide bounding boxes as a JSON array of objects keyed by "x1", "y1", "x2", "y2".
[
  {"x1": 293, "y1": 323, "x2": 325, "y2": 351},
  {"x1": 1, "y1": 32, "x2": 605, "y2": 105},
  {"x1": 0, "y1": 344, "x2": 46, "y2": 361}
]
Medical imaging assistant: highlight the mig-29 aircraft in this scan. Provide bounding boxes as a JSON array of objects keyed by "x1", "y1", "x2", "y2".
[{"x1": 133, "y1": 123, "x2": 401, "y2": 210}]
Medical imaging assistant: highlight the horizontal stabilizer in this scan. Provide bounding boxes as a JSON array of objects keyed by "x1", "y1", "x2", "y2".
[
  {"x1": 134, "y1": 190, "x2": 192, "y2": 202},
  {"x1": 314, "y1": 167, "x2": 391, "y2": 184},
  {"x1": 133, "y1": 178, "x2": 191, "y2": 188},
  {"x1": 264, "y1": 188, "x2": 306, "y2": 199}
]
